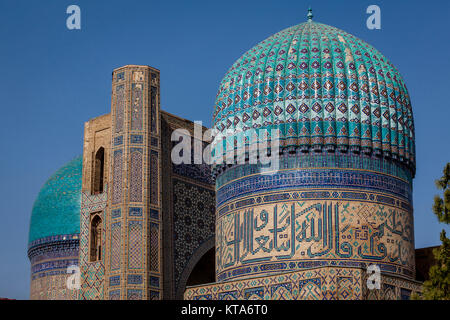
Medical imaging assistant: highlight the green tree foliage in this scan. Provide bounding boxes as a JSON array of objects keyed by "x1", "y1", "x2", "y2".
[
  {"x1": 432, "y1": 163, "x2": 450, "y2": 224},
  {"x1": 420, "y1": 163, "x2": 450, "y2": 300},
  {"x1": 420, "y1": 230, "x2": 450, "y2": 299}
]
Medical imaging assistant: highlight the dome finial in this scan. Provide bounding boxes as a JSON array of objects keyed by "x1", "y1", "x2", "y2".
[{"x1": 307, "y1": 7, "x2": 313, "y2": 21}]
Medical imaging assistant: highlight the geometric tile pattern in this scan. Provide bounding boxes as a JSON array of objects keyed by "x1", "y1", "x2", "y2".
[
  {"x1": 149, "y1": 223, "x2": 159, "y2": 272},
  {"x1": 172, "y1": 179, "x2": 215, "y2": 291},
  {"x1": 129, "y1": 149, "x2": 143, "y2": 202},
  {"x1": 299, "y1": 279, "x2": 321, "y2": 300},
  {"x1": 150, "y1": 150, "x2": 159, "y2": 205},
  {"x1": 172, "y1": 139, "x2": 215, "y2": 185},
  {"x1": 128, "y1": 221, "x2": 143, "y2": 269},
  {"x1": 104, "y1": 65, "x2": 162, "y2": 300},
  {"x1": 110, "y1": 222, "x2": 121, "y2": 271},
  {"x1": 131, "y1": 82, "x2": 143, "y2": 131},
  {"x1": 79, "y1": 190, "x2": 107, "y2": 300},
  {"x1": 337, "y1": 277, "x2": 353, "y2": 300},
  {"x1": 382, "y1": 283, "x2": 397, "y2": 300},
  {"x1": 114, "y1": 84, "x2": 124, "y2": 133},
  {"x1": 109, "y1": 289, "x2": 120, "y2": 300},
  {"x1": 185, "y1": 266, "x2": 421, "y2": 300},
  {"x1": 216, "y1": 166, "x2": 412, "y2": 208},
  {"x1": 127, "y1": 289, "x2": 143, "y2": 300},
  {"x1": 271, "y1": 283, "x2": 293, "y2": 300},
  {"x1": 361, "y1": 270, "x2": 422, "y2": 300},
  {"x1": 29, "y1": 270, "x2": 80, "y2": 300},
  {"x1": 112, "y1": 150, "x2": 123, "y2": 205},
  {"x1": 215, "y1": 152, "x2": 413, "y2": 189},
  {"x1": 150, "y1": 85, "x2": 157, "y2": 133}
]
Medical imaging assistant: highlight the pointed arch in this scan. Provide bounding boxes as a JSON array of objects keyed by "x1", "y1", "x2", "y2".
[
  {"x1": 89, "y1": 213, "x2": 102, "y2": 262},
  {"x1": 177, "y1": 237, "x2": 215, "y2": 299},
  {"x1": 93, "y1": 147, "x2": 105, "y2": 194}
]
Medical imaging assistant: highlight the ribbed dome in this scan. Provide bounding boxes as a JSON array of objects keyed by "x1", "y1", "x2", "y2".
[
  {"x1": 212, "y1": 20, "x2": 415, "y2": 173},
  {"x1": 28, "y1": 156, "x2": 82, "y2": 244}
]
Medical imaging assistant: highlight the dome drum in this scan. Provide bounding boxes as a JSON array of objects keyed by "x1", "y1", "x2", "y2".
[
  {"x1": 211, "y1": 145, "x2": 414, "y2": 179},
  {"x1": 212, "y1": 18, "x2": 416, "y2": 285},
  {"x1": 27, "y1": 234, "x2": 80, "y2": 262},
  {"x1": 28, "y1": 157, "x2": 82, "y2": 300}
]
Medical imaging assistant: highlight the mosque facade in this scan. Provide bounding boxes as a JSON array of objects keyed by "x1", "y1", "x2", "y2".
[{"x1": 28, "y1": 13, "x2": 422, "y2": 300}]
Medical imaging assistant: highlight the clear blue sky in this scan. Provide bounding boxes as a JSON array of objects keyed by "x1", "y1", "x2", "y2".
[{"x1": 0, "y1": 0, "x2": 449, "y2": 299}]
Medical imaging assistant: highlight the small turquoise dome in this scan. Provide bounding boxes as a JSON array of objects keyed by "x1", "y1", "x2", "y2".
[
  {"x1": 212, "y1": 19, "x2": 415, "y2": 173},
  {"x1": 28, "y1": 156, "x2": 82, "y2": 244}
]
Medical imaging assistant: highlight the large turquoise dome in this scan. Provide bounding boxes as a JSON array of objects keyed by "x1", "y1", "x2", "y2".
[
  {"x1": 28, "y1": 156, "x2": 82, "y2": 244},
  {"x1": 212, "y1": 18, "x2": 415, "y2": 174}
]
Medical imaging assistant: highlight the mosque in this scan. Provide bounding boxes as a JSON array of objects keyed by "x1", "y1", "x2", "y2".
[{"x1": 28, "y1": 11, "x2": 423, "y2": 300}]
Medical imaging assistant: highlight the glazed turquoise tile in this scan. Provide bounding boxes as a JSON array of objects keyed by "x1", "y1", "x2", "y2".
[
  {"x1": 212, "y1": 20, "x2": 415, "y2": 173},
  {"x1": 28, "y1": 156, "x2": 82, "y2": 244}
]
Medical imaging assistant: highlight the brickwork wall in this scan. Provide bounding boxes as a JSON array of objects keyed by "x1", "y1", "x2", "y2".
[
  {"x1": 161, "y1": 112, "x2": 216, "y2": 299},
  {"x1": 104, "y1": 65, "x2": 162, "y2": 300}
]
